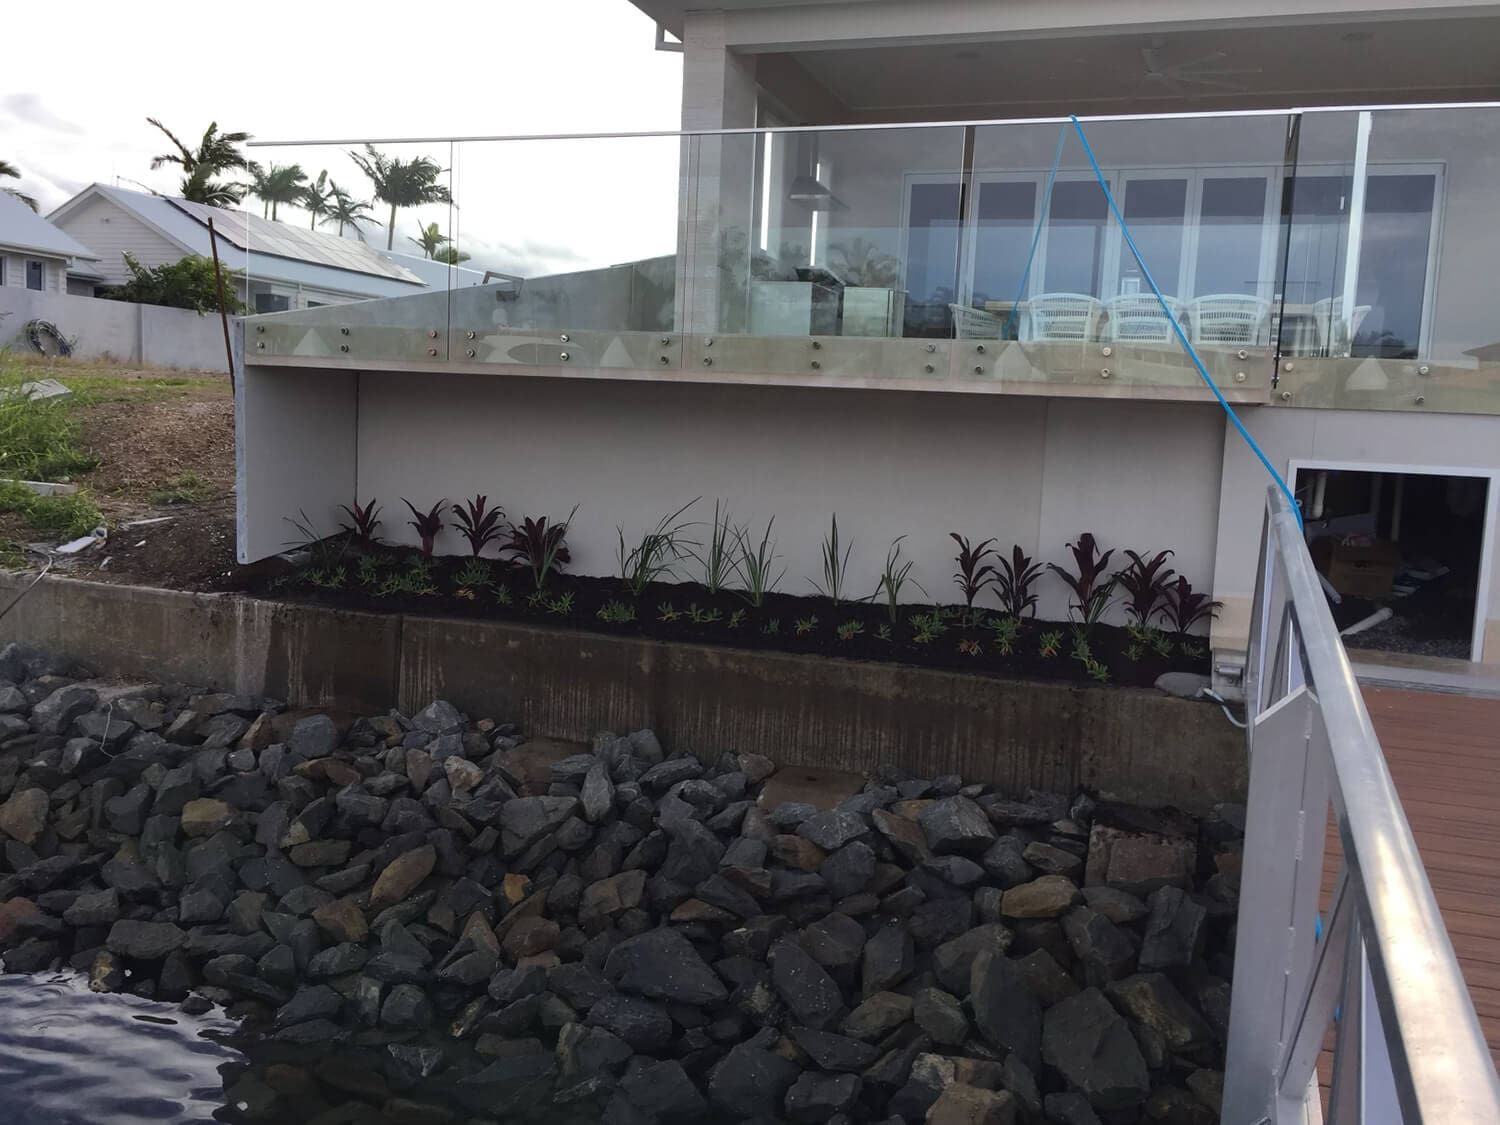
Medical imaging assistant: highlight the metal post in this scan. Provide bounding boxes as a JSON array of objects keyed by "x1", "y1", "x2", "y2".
[{"x1": 206, "y1": 216, "x2": 235, "y2": 392}]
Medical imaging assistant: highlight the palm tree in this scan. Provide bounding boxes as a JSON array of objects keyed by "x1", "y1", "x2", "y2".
[
  {"x1": 326, "y1": 182, "x2": 377, "y2": 238},
  {"x1": 302, "y1": 170, "x2": 334, "y2": 230},
  {"x1": 432, "y1": 245, "x2": 472, "y2": 265},
  {"x1": 348, "y1": 143, "x2": 453, "y2": 251},
  {"x1": 147, "y1": 118, "x2": 251, "y2": 207},
  {"x1": 246, "y1": 161, "x2": 308, "y2": 221},
  {"x1": 409, "y1": 221, "x2": 451, "y2": 259},
  {"x1": 0, "y1": 159, "x2": 38, "y2": 211}
]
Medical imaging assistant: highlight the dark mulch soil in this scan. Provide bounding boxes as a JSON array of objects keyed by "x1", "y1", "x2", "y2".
[{"x1": 245, "y1": 540, "x2": 1209, "y2": 689}]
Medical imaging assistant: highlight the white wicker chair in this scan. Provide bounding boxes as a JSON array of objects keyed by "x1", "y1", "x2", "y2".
[
  {"x1": 1189, "y1": 294, "x2": 1271, "y2": 346},
  {"x1": 1019, "y1": 293, "x2": 1104, "y2": 342},
  {"x1": 949, "y1": 303, "x2": 1004, "y2": 339},
  {"x1": 1310, "y1": 296, "x2": 1373, "y2": 355},
  {"x1": 1104, "y1": 293, "x2": 1184, "y2": 345}
]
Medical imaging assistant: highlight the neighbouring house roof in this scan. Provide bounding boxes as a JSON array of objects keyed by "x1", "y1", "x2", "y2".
[
  {"x1": 0, "y1": 190, "x2": 100, "y2": 263},
  {"x1": 49, "y1": 184, "x2": 429, "y2": 299}
]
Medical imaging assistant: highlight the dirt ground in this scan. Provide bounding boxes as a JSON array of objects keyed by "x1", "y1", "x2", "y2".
[{"x1": 2, "y1": 356, "x2": 240, "y2": 590}]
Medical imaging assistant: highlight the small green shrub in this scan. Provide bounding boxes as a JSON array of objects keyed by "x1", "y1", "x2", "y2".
[
  {"x1": 0, "y1": 360, "x2": 98, "y2": 481},
  {"x1": 150, "y1": 471, "x2": 213, "y2": 505},
  {"x1": 597, "y1": 600, "x2": 638, "y2": 624},
  {"x1": 0, "y1": 481, "x2": 103, "y2": 538}
]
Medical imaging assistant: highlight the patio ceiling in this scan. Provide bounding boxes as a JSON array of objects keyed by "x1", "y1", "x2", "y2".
[{"x1": 770, "y1": 16, "x2": 1500, "y2": 121}]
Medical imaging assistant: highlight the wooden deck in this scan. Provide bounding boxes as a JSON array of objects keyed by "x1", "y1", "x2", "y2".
[{"x1": 1320, "y1": 686, "x2": 1500, "y2": 1068}]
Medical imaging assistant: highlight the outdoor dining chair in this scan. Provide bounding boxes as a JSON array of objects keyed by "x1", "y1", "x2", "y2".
[
  {"x1": 1019, "y1": 293, "x2": 1104, "y2": 342},
  {"x1": 1104, "y1": 293, "x2": 1185, "y2": 345},
  {"x1": 949, "y1": 303, "x2": 1005, "y2": 339},
  {"x1": 1311, "y1": 296, "x2": 1373, "y2": 356},
  {"x1": 1188, "y1": 294, "x2": 1271, "y2": 346}
]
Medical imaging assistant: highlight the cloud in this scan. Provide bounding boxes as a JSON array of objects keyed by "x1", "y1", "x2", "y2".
[{"x1": 0, "y1": 94, "x2": 84, "y2": 135}]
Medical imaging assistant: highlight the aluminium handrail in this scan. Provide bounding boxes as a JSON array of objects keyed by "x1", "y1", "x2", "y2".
[
  {"x1": 250, "y1": 100, "x2": 1500, "y2": 147},
  {"x1": 1227, "y1": 486, "x2": 1500, "y2": 1124}
]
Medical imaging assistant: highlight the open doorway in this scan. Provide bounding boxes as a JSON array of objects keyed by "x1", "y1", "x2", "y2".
[{"x1": 1293, "y1": 466, "x2": 1491, "y2": 662}]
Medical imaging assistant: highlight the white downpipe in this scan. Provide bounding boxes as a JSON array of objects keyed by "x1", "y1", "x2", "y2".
[
  {"x1": 1311, "y1": 470, "x2": 1329, "y2": 520},
  {"x1": 1391, "y1": 475, "x2": 1405, "y2": 542},
  {"x1": 1340, "y1": 112, "x2": 1373, "y2": 352}
]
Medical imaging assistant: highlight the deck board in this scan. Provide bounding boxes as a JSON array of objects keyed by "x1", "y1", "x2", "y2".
[{"x1": 1314, "y1": 686, "x2": 1500, "y2": 1082}]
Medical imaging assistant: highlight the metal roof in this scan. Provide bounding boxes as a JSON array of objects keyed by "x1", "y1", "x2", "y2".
[
  {"x1": 168, "y1": 197, "x2": 421, "y2": 282},
  {"x1": 0, "y1": 190, "x2": 100, "y2": 262}
]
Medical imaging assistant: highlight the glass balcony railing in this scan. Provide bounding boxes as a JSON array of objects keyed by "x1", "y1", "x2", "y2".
[{"x1": 241, "y1": 105, "x2": 1500, "y2": 409}]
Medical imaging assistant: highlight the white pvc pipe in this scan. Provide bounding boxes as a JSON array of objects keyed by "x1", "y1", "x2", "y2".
[
  {"x1": 1340, "y1": 112, "x2": 1373, "y2": 355},
  {"x1": 1341, "y1": 606, "x2": 1393, "y2": 637},
  {"x1": 1312, "y1": 470, "x2": 1329, "y2": 520}
]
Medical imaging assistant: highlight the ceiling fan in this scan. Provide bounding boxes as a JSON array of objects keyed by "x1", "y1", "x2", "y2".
[{"x1": 1140, "y1": 38, "x2": 1263, "y2": 92}]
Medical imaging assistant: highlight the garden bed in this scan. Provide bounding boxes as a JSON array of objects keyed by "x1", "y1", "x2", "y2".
[{"x1": 256, "y1": 539, "x2": 1210, "y2": 691}]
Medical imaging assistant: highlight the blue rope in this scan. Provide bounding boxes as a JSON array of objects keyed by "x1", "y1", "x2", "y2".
[
  {"x1": 1001, "y1": 130, "x2": 1068, "y2": 342},
  {"x1": 1067, "y1": 115, "x2": 1303, "y2": 528}
]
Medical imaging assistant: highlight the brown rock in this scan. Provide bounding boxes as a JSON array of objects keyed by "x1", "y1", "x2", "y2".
[
  {"x1": 180, "y1": 798, "x2": 233, "y2": 837},
  {"x1": 580, "y1": 870, "x2": 646, "y2": 922},
  {"x1": 1001, "y1": 876, "x2": 1082, "y2": 919},
  {"x1": 769, "y1": 834, "x2": 825, "y2": 872},
  {"x1": 295, "y1": 758, "x2": 361, "y2": 787},
  {"x1": 671, "y1": 899, "x2": 737, "y2": 924},
  {"x1": 872, "y1": 808, "x2": 931, "y2": 863},
  {"x1": 312, "y1": 897, "x2": 368, "y2": 944},
  {"x1": 290, "y1": 840, "x2": 352, "y2": 868},
  {"x1": 369, "y1": 844, "x2": 436, "y2": 911},
  {"x1": 406, "y1": 749, "x2": 434, "y2": 790},
  {"x1": 444, "y1": 757, "x2": 485, "y2": 792},
  {"x1": 238, "y1": 713, "x2": 275, "y2": 751},
  {"x1": 0, "y1": 788, "x2": 49, "y2": 845},
  {"x1": 461, "y1": 912, "x2": 500, "y2": 957},
  {"x1": 891, "y1": 798, "x2": 932, "y2": 820},
  {"x1": 502, "y1": 916, "x2": 560, "y2": 960},
  {"x1": 501, "y1": 873, "x2": 532, "y2": 907},
  {"x1": 0, "y1": 897, "x2": 44, "y2": 943},
  {"x1": 926, "y1": 1084, "x2": 1016, "y2": 1125},
  {"x1": 1085, "y1": 825, "x2": 1195, "y2": 891}
]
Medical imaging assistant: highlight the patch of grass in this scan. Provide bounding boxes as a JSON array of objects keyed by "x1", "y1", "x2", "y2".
[
  {"x1": 0, "y1": 359, "x2": 100, "y2": 481},
  {"x1": 0, "y1": 538, "x2": 26, "y2": 569},
  {"x1": 149, "y1": 471, "x2": 214, "y2": 506},
  {"x1": 0, "y1": 481, "x2": 105, "y2": 538}
]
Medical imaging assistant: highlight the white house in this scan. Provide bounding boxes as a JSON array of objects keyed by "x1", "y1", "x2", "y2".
[
  {"x1": 0, "y1": 190, "x2": 103, "y2": 297},
  {"x1": 48, "y1": 184, "x2": 434, "y2": 312}
]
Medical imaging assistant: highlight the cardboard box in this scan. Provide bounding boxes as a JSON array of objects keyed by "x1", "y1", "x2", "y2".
[{"x1": 1312, "y1": 537, "x2": 1399, "y2": 599}]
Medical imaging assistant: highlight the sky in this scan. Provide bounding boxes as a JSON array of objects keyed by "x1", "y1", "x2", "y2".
[{"x1": 3, "y1": 0, "x2": 684, "y2": 277}]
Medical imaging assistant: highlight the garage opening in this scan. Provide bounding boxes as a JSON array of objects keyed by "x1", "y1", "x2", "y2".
[{"x1": 1294, "y1": 467, "x2": 1490, "y2": 661}]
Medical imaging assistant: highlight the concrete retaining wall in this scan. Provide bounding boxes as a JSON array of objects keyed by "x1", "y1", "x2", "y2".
[
  {"x1": 0, "y1": 288, "x2": 229, "y2": 372},
  {"x1": 0, "y1": 573, "x2": 1246, "y2": 812}
]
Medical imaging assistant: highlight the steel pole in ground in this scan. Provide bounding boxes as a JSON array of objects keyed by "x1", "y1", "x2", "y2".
[{"x1": 206, "y1": 217, "x2": 235, "y2": 392}]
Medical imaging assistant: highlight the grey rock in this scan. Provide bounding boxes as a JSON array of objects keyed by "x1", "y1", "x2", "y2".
[
  {"x1": 1080, "y1": 886, "x2": 1148, "y2": 925},
  {"x1": 1061, "y1": 907, "x2": 1137, "y2": 986},
  {"x1": 913, "y1": 987, "x2": 968, "y2": 1045},
  {"x1": 620, "y1": 1059, "x2": 707, "y2": 1123},
  {"x1": 920, "y1": 855, "x2": 986, "y2": 887},
  {"x1": 286, "y1": 714, "x2": 339, "y2": 759},
  {"x1": 639, "y1": 757, "x2": 703, "y2": 791},
  {"x1": 1155, "y1": 671, "x2": 1210, "y2": 699},
  {"x1": 785, "y1": 1072, "x2": 860, "y2": 1122},
  {"x1": 708, "y1": 1040, "x2": 801, "y2": 1118},
  {"x1": 769, "y1": 935, "x2": 845, "y2": 1029},
  {"x1": 721, "y1": 837, "x2": 767, "y2": 868},
  {"x1": 1016, "y1": 949, "x2": 1080, "y2": 1008},
  {"x1": 587, "y1": 993, "x2": 673, "y2": 1052},
  {"x1": 275, "y1": 984, "x2": 341, "y2": 1029},
  {"x1": 842, "y1": 991, "x2": 912, "y2": 1042},
  {"x1": 381, "y1": 982, "x2": 432, "y2": 1028},
  {"x1": 1024, "y1": 841, "x2": 1084, "y2": 878},
  {"x1": 1044, "y1": 1093, "x2": 1103, "y2": 1125},
  {"x1": 32, "y1": 685, "x2": 98, "y2": 735},
  {"x1": 581, "y1": 763, "x2": 615, "y2": 824},
  {"x1": 500, "y1": 796, "x2": 578, "y2": 856},
  {"x1": 791, "y1": 1026, "x2": 881, "y2": 1071},
  {"x1": 307, "y1": 943, "x2": 369, "y2": 978},
  {"x1": 1042, "y1": 988, "x2": 1149, "y2": 1111},
  {"x1": 971, "y1": 948, "x2": 1042, "y2": 1073},
  {"x1": 74, "y1": 710, "x2": 135, "y2": 749},
  {"x1": 797, "y1": 810, "x2": 868, "y2": 852},
  {"x1": 862, "y1": 923, "x2": 913, "y2": 998},
  {"x1": 106, "y1": 920, "x2": 187, "y2": 959},
  {"x1": 1139, "y1": 885, "x2": 1206, "y2": 970},
  {"x1": 197, "y1": 713, "x2": 249, "y2": 749},
  {"x1": 933, "y1": 923, "x2": 1013, "y2": 994},
  {"x1": 801, "y1": 912, "x2": 865, "y2": 971},
  {"x1": 557, "y1": 1022, "x2": 632, "y2": 1077},
  {"x1": 981, "y1": 837, "x2": 1035, "y2": 888},
  {"x1": 919, "y1": 796, "x2": 996, "y2": 855},
  {"x1": 820, "y1": 841, "x2": 877, "y2": 900},
  {"x1": 604, "y1": 926, "x2": 727, "y2": 1005},
  {"x1": 63, "y1": 888, "x2": 120, "y2": 927},
  {"x1": 1105, "y1": 973, "x2": 1214, "y2": 1050},
  {"x1": 412, "y1": 700, "x2": 464, "y2": 734}
]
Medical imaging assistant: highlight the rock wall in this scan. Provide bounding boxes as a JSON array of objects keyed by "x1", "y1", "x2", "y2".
[{"x1": 0, "y1": 642, "x2": 1244, "y2": 1125}]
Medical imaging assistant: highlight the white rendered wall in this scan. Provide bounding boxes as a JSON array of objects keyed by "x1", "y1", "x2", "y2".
[{"x1": 336, "y1": 372, "x2": 1226, "y2": 624}]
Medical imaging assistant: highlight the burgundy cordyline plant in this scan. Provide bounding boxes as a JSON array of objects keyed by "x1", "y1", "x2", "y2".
[{"x1": 402, "y1": 499, "x2": 446, "y2": 560}]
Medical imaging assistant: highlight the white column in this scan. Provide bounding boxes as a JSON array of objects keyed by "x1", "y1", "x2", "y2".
[{"x1": 676, "y1": 11, "x2": 760, "y2": 334}]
